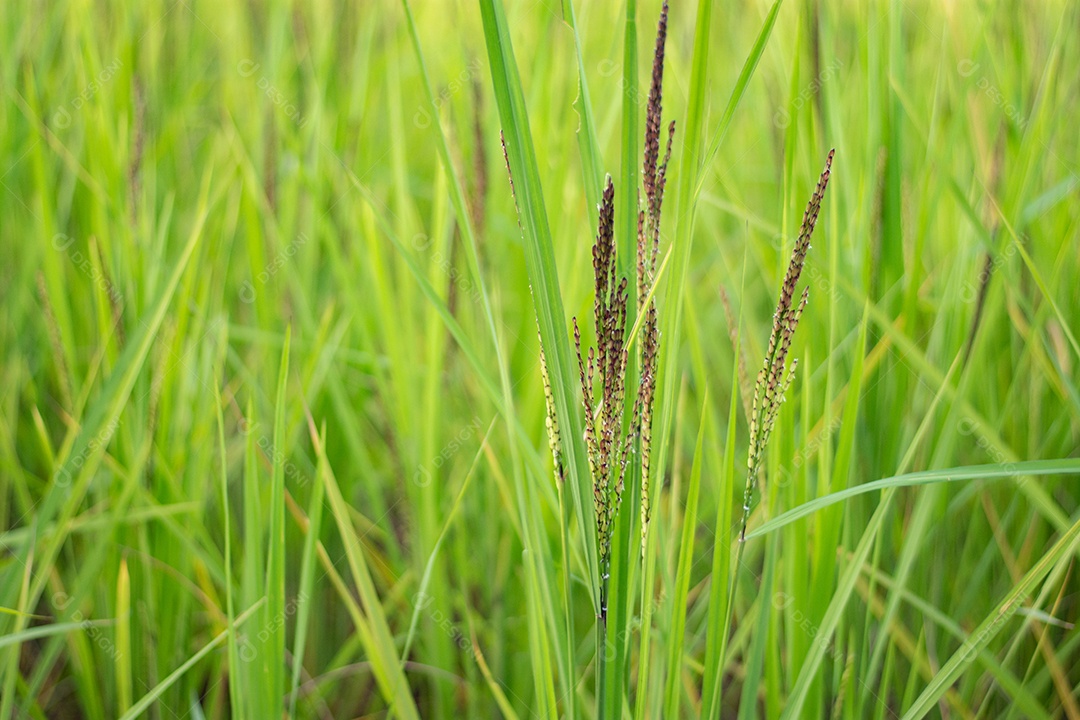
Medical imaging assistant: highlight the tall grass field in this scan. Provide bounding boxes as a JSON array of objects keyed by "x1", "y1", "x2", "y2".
[{"x1": 2, "y1": 0, "x2": 1079, "y2": 717}]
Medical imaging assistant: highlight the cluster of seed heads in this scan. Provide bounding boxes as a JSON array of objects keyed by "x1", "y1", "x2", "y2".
[
  {"x1": 740, "y1": 149, "x2": 835, "y2": 542},
  {"x1": 635, "y1": 0, "x2": 672, "y2": 555},
  {"x1": 538, "y1": 337, "x2": 565, "y2": 486},
  {"x1": 569, "y1": 1, "x2": 672, "y2": 613},
  {"x1": 502, "y1": 131, "x2": 567, "y2": 492},
  {"x1": 494, "y1": 1, "x2": 674, "y2": 618},
  {"x1": 575, "y1": 176, "x2": 629, "y2": 579}
]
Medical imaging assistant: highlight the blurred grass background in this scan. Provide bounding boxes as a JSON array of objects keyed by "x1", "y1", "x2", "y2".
[{"x1": 1, "y1": 0, "x2": 1079, "y2": 717}]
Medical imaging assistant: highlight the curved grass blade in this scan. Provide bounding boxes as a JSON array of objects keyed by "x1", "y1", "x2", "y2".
[
  {"x1": 477, "y1": 0, "x2": 599, "y2": 605},
  {"x1": 317, "y1": 428, "x2": 421, "y2": 720},
  {"x1": 900, "y1": 512, "x2": 1080, "y2": 720},
  {"x1": 560, "y1": 0, "x2": 604, "y2": 227},
  {"x1": 288, "y1": 420, "x2": 327, "y2": 718},
  {"x1": 264, "y1": 327, "x2": 290, "y2": 719},
  {"x1": 6, "y1": 169, "x2": 215, "y2": 692},
  {"x1": 117, "y1": 600, "x2": 264, "y2": 720},
  {"x1": 747, "y1": 459, "x2": 1080, "y2": 540},
  {"x1": 401, "y1": 418, "x2": 494, "y2": 663},
  {"x1": 0, "y1": 619, "x2": 115, "y2": 649},
  {"x1": 692, "y1": 0, "x2": 784, "y2": 203},
  {"x1": 662, "y1": 392, "x2": 707, "y2": 718}
]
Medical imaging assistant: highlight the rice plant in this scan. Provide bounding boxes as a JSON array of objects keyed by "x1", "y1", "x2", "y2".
[
  {"x1": 741, "y1": 149, "x2": 834, "y2": 544},
  {"x1": 3, "y1": 0, "x2": 1080, "y2": 718}
]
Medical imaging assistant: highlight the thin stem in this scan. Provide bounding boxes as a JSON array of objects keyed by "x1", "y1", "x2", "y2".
[
  {"x1": 596, "y1": 611, "x2": 608, "y2": 720},
  {"x1": 633, "y1": 522, "x2": 659, "y2": 719},
  {"x1": 558, "y1": 485, "x2": 577, "y2": 720}
]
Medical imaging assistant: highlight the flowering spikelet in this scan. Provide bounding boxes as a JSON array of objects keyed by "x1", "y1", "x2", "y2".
[
  {"x1": 642, "y1": 1, "x2": 669, "y2": 220},
  {"x1": 574, "y1": 178, "x2": 629, "y2": 582},
  {"x1": 635, "y1": 0, "x2": 672, "y2": 554},
  {"x1": 538, "y1": 339, "x2": 565, "y2": 486},
  {"x1": 504, "y1": 133, "x2": 566, "y2": 490},
  {"x1": 741, "y1": 150, "x2": 834, "y2": 542},
  {"x1": 500, "y1": 131, "x2": 516, "y2": 213},
  {"x1": 471, "y1": 79, "x2": 488, "y2": 237},
  {"x1": 526, "y1": 1, "x2": 674, "y2": 615}
]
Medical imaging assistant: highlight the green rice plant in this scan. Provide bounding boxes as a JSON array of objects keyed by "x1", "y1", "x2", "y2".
[
  {"x1": 4, "y1": 0, "x2": 1080, "y2": 717},
  {"x1": 572, "y1": 178, "x2": 630, "y2": 602},
  {"x1": 516, "y1": 5, "x2": 674, "y2": 716},
  {"x1": 741, "y1": 149, "x2": 834, "y2": 543}
]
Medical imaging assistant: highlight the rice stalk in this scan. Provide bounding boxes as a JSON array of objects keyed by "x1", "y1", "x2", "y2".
[
  {"x1": 719, "y1": 149, "x2": 834, "y2": 716},
  {"x1": 635, "y1": 0, "x2": 672, "y2": 556},
  {"x1": 520, "y1": 13, "x2": 673, "y2": 717},
  {"x1": 573, "y1": 177, "x2": 629, "y2": 601},
  {"x1": 740, "y1": 148, "x2": 834, "y2": 542}
]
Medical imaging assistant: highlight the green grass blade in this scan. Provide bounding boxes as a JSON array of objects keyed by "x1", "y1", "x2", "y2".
[
  {"x1": 900, "y1": 513, "x2": 1080, "y2": 720},
  {"x1": 9, "y1": 168, "x2": 215, "y2": 674},
  {"x1": 241, "y1": 397, "x2": 265, "y2": 720},
  {"x1": 264, "y1": 326, "x2": 290, "y2": 719},
  {"x1": 692, "y1": 0, "x2": 784, "y2": 203},
  {"x1": 737, "y1": 536, "x2": 777, "y2": 720},
  {"x1": 617, "y1": 0, "x2": 639, "y2": 289},
  {"x1": 560, "y1": 0, "x2": 605, "y2": 226},
  {"x1": 700, "y1": 359, "x2": 740, "y2": 717},
  {"x1": 401, "y1": 419, "x2": 493, "y2": 662},
  {"x1": 288, "y1": 420, "x2": 325, "y2": 718},
  {"x1": 0, "y1": 620, "x2": 115, "y2": 649},
  {"x1": 214, "y1": 384, "x2": 242, "y2": 718},
  {"x1": 857, "y1": 564, "x2": 1052, "y2": 720},
  {"x1": 477, "y1": 0, "x2": 599, "y2": 608},
  {"x1": 651, "y1": 0, "x2": 711, "y2": 528},
  {"x1": 117, "y1": 600, "x2": 265, "y2": 720},
  {"x1": 747, "y1": 459, "x2": 1080, "y2": 539},
  {"x1": 781, "y1": 350, "x2": 963, "y2": 718},
  {"x1": 318, "y1": 433, "x2": 421, "y2": 720},
  {"x1": 662, "y1": 392, "x2": 707, "y2": 718},
  {"x1": 114, "y1": 558, "x2": 131, "y2": 714}
]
